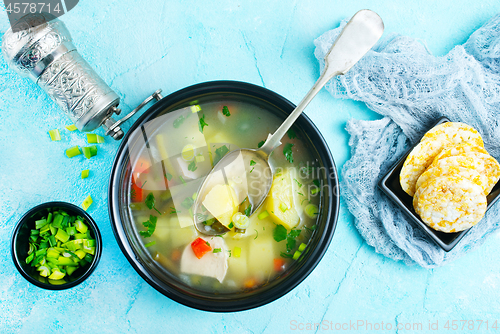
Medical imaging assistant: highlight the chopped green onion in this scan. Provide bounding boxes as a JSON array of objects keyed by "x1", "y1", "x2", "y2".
[
  {"x1": 279, "y1": 203, "x2": 288, "y2": 212},
  {"x1": 203, "y1": 218, "x2": 215, "y2": 226},
  {"x1": 82, "y1": 146, "x2": 97, "y2": 159},
  {"x1": 37, "y1": 265, "x2": 51, "y2": 277},
  {"x1": 292, "y1": 250, "x2": 301, "y2": 260},
  {"x1": 66, "y1": 266, "x2": 77, "y2": 276},
  {"x1": 83, "y1": 246, "x2": 96, "y2": 255},
  {"x1": 52, "y1": 214, "x2": 63, "y2": 228},
  {"x1": 25, "y1": 252, "x2": 34, "y2": 264},
  {"x1": 232, "y1": 213, "x2": 250, "y2": 229},
  {"x1": 48, "y1": 129, "x2": 61, "y2": 141},
  {"x1": 305, "y1": 204, "x2": 319, "y2": 218},
  {"x1": 48, "y1": 235, "x2": 57, "y2": 247},
  {"x1": 65, "y1": 146, "x2": 82, "y2": 158},
  {"x1": 233, "y1": 247, "x2": 241, "y2": 258},
  {"x1": 213, "y1": 248, "x2": 222, "y2": 253},
  {"x1": 191, "y1": 105, "x2": 201, "y2": 113},
  {"x1": 82, "y1": 147, "x2": 91, "y2": 159},
  {"x1": 86, "y1": 133, "x2": 105, "y2": 144},
  {"x1": 222, "y1": 106, "x2": 230, "y2": 116},
  {"x1": 311, "y1": 188, "x2": 320, "y2": 195},
  {"x1": 298, "y1": 243, "x2": 306, "y2": 252},
  {"x1": 48, "y1": 270, "x2": 66, "y2": 280},
  {"x1": 84, "y1": 253, "x2": 93, "y2": 263},
  {"x1": 84, "y1": 239, "x2": 96, "y2": 247},
  {"x1": 81, "y1": 170, "x2": 90, "y2": 179},
  {"x1": 74, "y1": 220, "x2": 88, "y2": 233},
  {"x1": 258, "y1": 210, "x2": 269, "y2": 220},
  {"x1": 228, "y1": 222, "x2": 234, "y2": 229},
  {"x1": 35, "y1": 219, "x2": 48, "y2": 229},
  {"x1": 144, "y1": 241, "x2": 156, "y2": 248},
  {"x1": 55, "y1": 229, "x2": 70, "y2": 243},
  {"x1": 65, "y1": 124, "x2": 78, "y2": 131},
  {"x1": 82, "y1": 195, "x2": 93, "y2": 211}
]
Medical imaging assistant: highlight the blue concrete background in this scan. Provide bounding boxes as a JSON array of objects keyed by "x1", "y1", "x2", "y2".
[{"x1": 1, "y1": 1, "x2": 500, "y2": 333}]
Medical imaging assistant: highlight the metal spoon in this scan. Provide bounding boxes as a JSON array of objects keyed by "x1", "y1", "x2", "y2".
[{"x1": 194, "y1": 10, "x2": 384, "y2": 235}]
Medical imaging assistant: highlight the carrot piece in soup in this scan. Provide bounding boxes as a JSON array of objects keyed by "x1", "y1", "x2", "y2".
[
  {"x1": 171, "y1": 249, "x2": 182, "y2": 262},
  {"x1": 191, "y1": 238, "x2": 212, "y2": 259},
  {"x1": 130, "y1": 176, "x2": 144, "y2": 202},
  {"x1": 274, "y1": 258, "x2": 286, "y2": 272},
  {"x1": 243, "y1": 278, "x2": 257, "y2": 289}
]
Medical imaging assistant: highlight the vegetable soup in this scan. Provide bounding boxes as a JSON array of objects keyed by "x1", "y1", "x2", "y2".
[{"x1": 126, "y1": 96, "x2": 324, "y2": 293}]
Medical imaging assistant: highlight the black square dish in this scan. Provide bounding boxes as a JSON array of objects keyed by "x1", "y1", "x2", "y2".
[{"x1": 378, "y1": 117, "x2": 500, "y2": 252}]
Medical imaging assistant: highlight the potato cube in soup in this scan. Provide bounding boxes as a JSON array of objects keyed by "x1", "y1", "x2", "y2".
[
  {"x1": 248, "y1": 236, "x2": 274, "y2": 281},
  {"x1": 265, "y1": 170, "x2": 300, "y2": 229},
  {"x1": 154, "y1": 217, "x2": 170, "y2": 241},
  {"x1": 202, "y1": 184, "x2": 239, "y2": 228},
  {"x1": 168, "y1": 216, "x2": 198, "y2": 249},
  {"x1": 227, "y1": 247, "x2": 248, "y2": 282}
]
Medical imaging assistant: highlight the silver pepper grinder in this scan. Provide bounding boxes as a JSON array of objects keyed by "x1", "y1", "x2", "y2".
[{"x1": 1, "y1": 13, "x2": 162, "y2": 140}]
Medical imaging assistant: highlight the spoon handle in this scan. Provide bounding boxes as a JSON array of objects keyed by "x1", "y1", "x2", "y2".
[{"x1": 260, "y1": 9, "x2": 384, "y2": 156}]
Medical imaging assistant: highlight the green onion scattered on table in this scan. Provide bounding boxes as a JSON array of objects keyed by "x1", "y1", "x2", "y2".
[
  {"x1": 65, "y1": 124, "x2": 78, "y2": 131},
  {"x1": 82, "y1": 146, "x2": 98, "y2": 159},
  {"x1": 82, "y1": 195, "x2": 93, "y2": 211},
  {"x1": 48, "y1": 129, "x2": 61, "y2": 141},
  {"x1": 25, "y1": 209, "x2": 96, "y2": 284},
  {"x1": 86, "y1": 134, "x2": 105, "y2": 144},
  {"x1": 81, "y1": 170, "x2": 90, "y2": 179},
  {"x1": 65, "y1": 146, "x2": 82, "y2": 158}
]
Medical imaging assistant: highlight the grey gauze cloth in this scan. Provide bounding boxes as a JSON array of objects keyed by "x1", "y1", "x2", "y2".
[{"x1": 314, "y1": 14, "x2": 500, "y2": 268}]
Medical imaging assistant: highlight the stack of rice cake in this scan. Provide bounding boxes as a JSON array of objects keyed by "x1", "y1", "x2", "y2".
[{"x1": 400, "y1": 122, "x2": 500, "y2": 233}]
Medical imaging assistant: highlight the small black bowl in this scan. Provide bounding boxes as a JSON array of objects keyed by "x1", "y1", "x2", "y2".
[
  {"x1": 379, "y1": 117, "x2": 500, "y2": 252},
  {"x1": 11, "y1": 201, "x2": 102, "y2": 289}
]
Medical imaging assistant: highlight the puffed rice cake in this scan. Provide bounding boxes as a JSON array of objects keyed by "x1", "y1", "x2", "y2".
[
  {"x1": 414, "y1": 175, "x2": 487, "y2": 233},
  {"x1": 415, "y1": 165, "x2": 486, "y2": 195},
  {"x1": 429, "y1": 153, "x2": 500, "y2": 194},
  {"x1": 431, "y1": 142, "x2": 488, "y2": 165},
  {"x1": 400, "y1": 122, "x2": 484, "y2": 196}
]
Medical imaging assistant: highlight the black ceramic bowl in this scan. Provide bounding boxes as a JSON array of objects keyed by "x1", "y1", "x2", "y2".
[
  {"x1": 109, "y1": 81, "x2": 339, "y2": 312},
  {"x1": 11, "y1": 201, "x2": 102, "y2": 290},
  {"x1": 379, "y1": 117, "x2": 500, "y2": 252}
]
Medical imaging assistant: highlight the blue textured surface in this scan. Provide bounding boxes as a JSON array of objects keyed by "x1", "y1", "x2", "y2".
[{"x1": 1, "y1": 1, "x2": 500, "y2": 333}]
